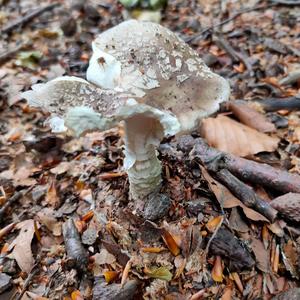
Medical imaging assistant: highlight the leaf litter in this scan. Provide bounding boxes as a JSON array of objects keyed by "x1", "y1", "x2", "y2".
[{"x1": 0, "y1": 0, "x2": 300, "y2": 299}]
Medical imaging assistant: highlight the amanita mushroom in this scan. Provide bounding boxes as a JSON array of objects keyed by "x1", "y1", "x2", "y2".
[{"x1": 22, "y1": 20, "x2": 230, "y2": 202}]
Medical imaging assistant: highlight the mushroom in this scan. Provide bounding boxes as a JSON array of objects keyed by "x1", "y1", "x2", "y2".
[{"x1": 21, "y1": 20, "x2": 230, "y2": 202}]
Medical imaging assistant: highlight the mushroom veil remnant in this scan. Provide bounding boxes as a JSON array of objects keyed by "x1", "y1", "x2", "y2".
[{"x1": 21, "y1": 20, "x2": 230, "y2": 202}]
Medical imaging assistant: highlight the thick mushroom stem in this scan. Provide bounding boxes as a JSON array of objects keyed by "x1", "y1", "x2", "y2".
[{"x1": 123, "y1": 114, "x2": 164, "y2": 200}]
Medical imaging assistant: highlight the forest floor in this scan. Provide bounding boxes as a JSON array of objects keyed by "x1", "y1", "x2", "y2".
[{"x1": 0, "y1": 0, "x2": 300, "y2": 299}]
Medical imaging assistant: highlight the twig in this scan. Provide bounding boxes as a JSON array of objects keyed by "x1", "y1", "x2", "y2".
[
  {"x1": 1, "y1": 3, "x2": 59, "y2": 35},
  {"x1": 0, "y1": 191, "x2": 25, "y2": 223},
  {"x1": 213, "y1": 35, "x2": 253, "y2": 73},
  {"x1": 11, "y1": 264, "x2": 39, "y2": 300},
  {"x1": 185, "y1": 3, "x2": 276, "y2": 42},
  {"x1": 190, "y1": 138, "x2": 300, "y2": 194},
  {"x1": 0, "y1": 43, "x2": 28, "y2": 65},
  {"x1": 217, "y1": 169, "x2": 277, "y2": 222},
  {"x1": 254, "y1": 97, "x2": 300, "y2": 112},
  {"x1": 205, "y1": 216, "x2": 224, "y2": 254}
]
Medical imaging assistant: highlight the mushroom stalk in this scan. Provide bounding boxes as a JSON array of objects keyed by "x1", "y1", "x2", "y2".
[{"x1": 123, "y1": 114, "x2": 163, "y2": 200}]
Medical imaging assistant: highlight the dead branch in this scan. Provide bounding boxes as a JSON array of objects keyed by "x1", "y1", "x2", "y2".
[
  {"x1": 217, "y1": 169, "x2": 277, "y2": 222},
  {"x1": 190, "y1": 138, "x2": 300, "y2": 194},
  {"x1": 1, "y1": 3, "x2": 59, "y2": 35}
]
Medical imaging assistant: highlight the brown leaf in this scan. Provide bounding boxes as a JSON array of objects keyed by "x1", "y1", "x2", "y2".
[
  {"x1": 161, "y1": 228, "x2": 180, "y2": 256},
  {"x1": 228, "y1": 101, "x2": 276, "y2": 132},
  {"x1": 211, "y1": 255, "x2": 223, "y2": 282},
  {"x1": 45, "y1": 180, "x2": 60, "y2": 208},
  {"x1": 250, "y1": 238, "x2": 270, "y2": 273},
  {"x1": 200, "y1": 115, "x2": 279, "y2": 156},
  {"x1": 9, "y1": 219, "x2": 35, "y2": 273}
]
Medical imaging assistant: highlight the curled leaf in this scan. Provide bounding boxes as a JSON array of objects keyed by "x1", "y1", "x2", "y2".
[
  {"x1": 103, "y1": 271, "x2": 119, "y2": 284},
  {"x1": 144, "y1": 266, "x2": 172, "y2": 281}
]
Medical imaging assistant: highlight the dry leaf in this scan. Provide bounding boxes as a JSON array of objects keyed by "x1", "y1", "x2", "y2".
[
  {"x1": 71, "y1": 290, "x2": 84, "y2": 300},
  {"x1": 200, "y1": 115, "x2": 279, "y2": 156},
  {"x1": 228, "y1": 101, "x2": 276, "y2": 132},
  {"x1": 206, "y1": 216, "x2": 223, "y2": 232},
  {"x1": 211, "y1": 255, "x2": 223, "y2": 282},
  {"x1": 94, "y1": 249, "x2": 116, "y2": 265},
  {"x1": 45, "y1": 180, "x2": 60, "y2": 208},
  {"x1": 161, "y1": 228, "x2": 180, "y2": 256},
  {"x1": 103, "y1": 271, "x2": 119, "y2": 283},
  {"x1": 250, "y1": 238, "x2": 270, "y2": 273},
  {"x1": 37, "y1": 209, "x2": 62, "y2": 236},
  {"x1": 9, "y1": 219, "x2": 35, "y2": 273},
  {"x1": 144, "y1": 266, "x2": 173, "y2": 281}
]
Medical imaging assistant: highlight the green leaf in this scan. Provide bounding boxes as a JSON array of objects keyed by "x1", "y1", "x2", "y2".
[
  {"x1": 144, "y1": 266, "x2": 172, "y2": 281},
  {"x1": 119, "y1": 0, "x2": 139, "y2": 8},
  {"x1": 15, "y1": 51, "x2": 43, "y2": 70}
]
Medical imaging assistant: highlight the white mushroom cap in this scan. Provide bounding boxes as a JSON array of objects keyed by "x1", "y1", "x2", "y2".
[{"x1": 87, "y1": 20, "x2": 230, "y2": 132}]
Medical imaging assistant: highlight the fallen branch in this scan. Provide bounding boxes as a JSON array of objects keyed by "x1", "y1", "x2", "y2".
[
  {"x1": 1, "y1": 3, "x2": 59, "y2": 35},
  {"x1": 217, "y1": 169, "x2": 277, "y2": 222},
  {"x1": 189, "y1": 138, "x2": 300, "y2": 194}
]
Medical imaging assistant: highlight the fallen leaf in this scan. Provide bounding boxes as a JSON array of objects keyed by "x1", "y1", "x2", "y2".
[
  {"x1": 250, "y1": 238, "x2": 270, "y2": 273},
  {"x1": 144, "y1": 266, "x2": 173, "y2": 281},
  {"x1": 228, "y1": 101, "x2": 276, "y2": 132},
  {"x1": 200, "y1": 115, "x2": 279, "y2": 156},
  {"x1": 161, "y1": 228, "x2": 180, "y2": 256},
  {"x1": 37, "y1": 209, "x2": 62, "y2": 236},
  {"x1": 71, "y1": 290, "x2": 84, "y2": 300},
  {"x1": 94, "y1": 249, "x2": 116, "y2": 265},
  {"x1": 103, "y1": 271, "x2": 119, "y2": 283},
  {"x1": 9, "y1": 219, "x2": 35, "y2": 273},
  {"x1": 45, "y1": 180, "x2": 60, "y2": 208},
  {"x1": 211, "y1": 255, "x2": 223, "y2": 282},
  {"x1": 206, "y1": 216, "x2": 223, "y2": 232}
]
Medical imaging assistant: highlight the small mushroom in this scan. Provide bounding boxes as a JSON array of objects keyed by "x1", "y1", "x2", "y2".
[{"x1": 22, "y1": 20, "x2": 230, "y2": 202}]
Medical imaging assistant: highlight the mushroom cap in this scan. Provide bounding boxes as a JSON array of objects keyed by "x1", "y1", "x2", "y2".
[
  {"x1": 87, "y1": 20, "x2": 230, "y2": 132},
  {"x1": 22, "y1": 20, "x2": 230, "y2": 136}
]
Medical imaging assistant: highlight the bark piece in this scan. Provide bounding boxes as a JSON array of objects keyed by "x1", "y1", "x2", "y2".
[
  {"x1": 143, "y1": 193, "x2": 171, "y2": 221},
  {"x1": 93, "y1": 278, "x2": 139, "y2": 300},
  {"x1": 209, "y1": 227, "x2": 255, "y2": 271},
  {"x1": 272, "y1": 288, "x2": 300, "y2": 300},
  {"x1": 0, "y1": 273, "x2": 12, "y2": 293},
  {"x1": 62, "y1": 218, "x2": 88, "y2": 272},
  {"x1": 270, "y1": 193, "x2": 300, "y2": 223}
]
